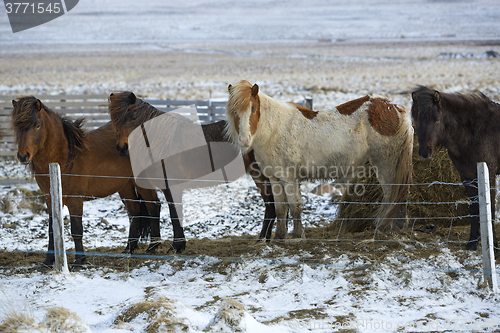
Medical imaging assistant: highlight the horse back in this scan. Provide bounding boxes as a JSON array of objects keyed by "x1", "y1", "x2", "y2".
[{"x1": 65, "y1": 122, "x2": 133, "y2": 198}]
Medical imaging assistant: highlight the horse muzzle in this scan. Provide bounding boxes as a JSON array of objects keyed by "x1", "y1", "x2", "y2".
[
  {"x1": 418, "y1": 146, "x2": 433, "y2": 161},
  {"x1": 238, "y1": 134, "x2": 252, "y2": 148},
  {"x1": 17, "y1": 152, "x2": 31, "y2": 165},
  {"x1": 117, "y1": 143, "x2": 129, "y2": 156}
]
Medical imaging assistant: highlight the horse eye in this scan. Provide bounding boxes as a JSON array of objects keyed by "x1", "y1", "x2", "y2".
[{"x1": 36, "y1": 124, "x2": 41, "y2": 129}]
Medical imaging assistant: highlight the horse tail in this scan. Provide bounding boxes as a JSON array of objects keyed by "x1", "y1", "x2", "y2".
[
  {"x1": 137, "y1": 194, "x2": 152, "y2": 240},
  {"x1": 376, "y1": 108, "x2": 414, "y2": 230}
]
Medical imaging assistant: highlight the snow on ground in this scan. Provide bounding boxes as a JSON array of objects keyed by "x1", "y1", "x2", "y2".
[
  {"x1": 1, "y1": 1, "x2": 500, "y2": 332},
  {"x1": 1, "y1": 154, "x2": 500, "y2": 332}
]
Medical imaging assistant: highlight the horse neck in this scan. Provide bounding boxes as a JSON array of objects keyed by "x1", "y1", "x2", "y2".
[
  {"x1": 439, "y1": 96, "x2": 473, "y2": 150},
  {"x1": 32, "y1": 112, "x2": 69, "y2": 173},
  {"x1": 255, "y1": 94, "x2": 292, "y2": 143}
]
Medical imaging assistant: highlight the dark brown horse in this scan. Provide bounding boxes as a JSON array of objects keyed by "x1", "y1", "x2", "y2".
[
  {"x1": 411, "y1": 86, "x2": 499, "y2": 250},
  {"x1": 108, "y1": 92, "x2": 277, "y2": 243},
  {"x1": 11, "y1": 96, "x2": 161, "y2": 269}
]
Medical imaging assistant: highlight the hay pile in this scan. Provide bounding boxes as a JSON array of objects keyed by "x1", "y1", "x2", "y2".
[{"x1": 334, "y1": 137, "x2": 469, "y2": 234}]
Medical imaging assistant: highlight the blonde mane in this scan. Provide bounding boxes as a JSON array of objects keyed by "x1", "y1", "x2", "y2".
[
  {"x1": 226, "y1": 80, "x2": 254, "y2": 115},
  {"x1": 224, "y1": 80, "x2": 257, "y2": 146}
]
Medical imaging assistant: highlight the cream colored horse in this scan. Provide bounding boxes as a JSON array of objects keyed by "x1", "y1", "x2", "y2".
[{"x1": 225, "y1": 80, "x2": 413, "y2": 239}]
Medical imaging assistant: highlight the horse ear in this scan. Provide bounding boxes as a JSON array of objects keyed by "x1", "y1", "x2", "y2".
[
  {"x1": 36, "y1": 99, "x2": 43, "y2": 111},
  {"x1": 109, "y1": 92, "x2": 114, "y2": 97},
  {"x1": 433, "y1": 91, "x2": 440, "y2": 103},
  {"x1": 12, "y1": 100, "x2": 17, "y2": 108},
  {"x1": 251, "y1": 84, "x2": 259, "y2": 96},
  {"x1": 411, "y1": 92, "x2": 416, "y2": 100},
  {"x1": 228, "y1": 84, "x2": 233, "y2": 93},
  {"x1": 128, "y1": 92, "x2": 137, "y2": 105}
]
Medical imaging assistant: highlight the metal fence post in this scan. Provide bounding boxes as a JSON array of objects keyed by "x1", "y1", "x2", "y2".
[
  {"x1": 477, "y1": 162, "x2": 498, "y2": 292},
  {"x1": 305, "y1": 97, "x2": 313, "y2": 110},
  {"x1": 50, "y1": 163, "x2": 69, "y2": 273}
]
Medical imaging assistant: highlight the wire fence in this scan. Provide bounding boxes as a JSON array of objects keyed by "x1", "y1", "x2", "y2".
[{"x1": 0, "y1": 170, "x2": 498, "y2": 275}]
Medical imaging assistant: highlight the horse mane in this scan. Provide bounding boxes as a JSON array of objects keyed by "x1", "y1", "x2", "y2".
[
  {"x1": 109, "y1": 91, "x2": 164, "y2": 131},
  {"x1": 11, "y1": 96, "x2": 87, "y2": 166},
  {"x1": 412, "y1": 85, "x2": 496, "y2": 121},
  {"x1": 10, "y1": 96, "x2": 40, "y2": 134},
  {"x1": 226, "y1": 80, "x2": 254, "y2": 116},
  {"x1": 61, "y1": 116, "x2": 87, "y2": 165}
]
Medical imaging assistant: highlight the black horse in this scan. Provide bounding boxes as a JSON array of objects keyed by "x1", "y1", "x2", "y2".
[
  {"x1": 109, "y1": 92, "x2": 277, "y2": 250},
  {"x1": 411, "y1": 86, "x2": 499, "y2": 250}
]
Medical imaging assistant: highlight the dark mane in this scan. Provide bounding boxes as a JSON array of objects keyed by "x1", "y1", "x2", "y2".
[
  {"x1": 11, "y1": 96, "x2": 87, "y2": 166},
  {"x1": 10, "y1": 96, "x2": 39, "y2": 135},
  {"x1": 411, "y1": 85, "x2": 500, "y2": 251},
  {"x1": 411, "y1": 85, "x2": 497, "y2": 121},
  {"x1": 61, "y1": 116, "x2": 87, "y2": 165},
  {"x1": 109, "y1": 91, "x2": 163, "y2": 131}
]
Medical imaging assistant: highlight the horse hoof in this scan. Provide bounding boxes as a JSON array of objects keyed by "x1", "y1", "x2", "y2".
[
  {"x1": 122, "y1": 247, "x2": 134, "y2": 254},
  {"x1": 168, "y1": 239, "x2": 186, "y2": 254},
  {"x1": 146, "y1": 241, "x2": 162, "y2": 253},
  {"x1": 122, "y1": 243, "x2": 138, "y2": 254},
  {"x1": 465, "y1": 241, "x2": 478, "y2": 251},
  {"x1": 39, "y1": 263, "x2": 53, "y2": 273},
  {"x1": 70, "y1": 259, "x2": 88, "y2": 272},
  {"x1": 254, "y1": 238, "x2": 267, "y2": 246},
  {"x1": 272, "y1": 237, "x2": 286, "y2": 243}
]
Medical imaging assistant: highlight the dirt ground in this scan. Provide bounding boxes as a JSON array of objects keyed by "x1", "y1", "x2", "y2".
[{"x1": 0, "y1": 223, "x2": 476, "y2": 274}]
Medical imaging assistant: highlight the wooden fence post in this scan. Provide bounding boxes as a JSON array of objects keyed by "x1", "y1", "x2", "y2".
[
  {"x1": 50, "y1": 163, "x2": 69, "y2": 273},
  {"x1": 477, "y1": 162, "x2": 498, "y2": 292}
]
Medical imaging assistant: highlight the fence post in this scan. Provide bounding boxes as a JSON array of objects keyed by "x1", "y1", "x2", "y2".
[
  {"x1": 477, "y1": 162, "x2": 498, "y2": 292},
  {"x1": 50, "y1": 163, "x2": 69, "y2": 273},
  {"x1": 305, "y1": 97, "x2": 313, "y2": 110},
  {"x1": 208, "y1": 100, "x2": 214, "y2": 123}
]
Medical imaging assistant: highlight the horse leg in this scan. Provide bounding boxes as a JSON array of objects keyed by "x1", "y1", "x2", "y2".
[
  {"x1": 163, "y1": 186, "x2": 186, "y2": 253},
  {"x1": 489, "y1": 176, "x2": 498, "y2": 250},
  {"x1": 136, "y1": 186, "x2": 162, "y2": 253},
  {"x1": 119, "y1": 184, "x2": 143, "y2": 254},
  {"x1": 67, "y1": 200, "x2": 86, "y2": 269},
  {"x1": 37, "y1": 195, "x2": 56, "y2": 270},
  {"x1": 464, "y1": 180, "x2": 480, "y2": 250},
  {"x1": 271, "y1": 178, "x2": 288, "y2": 240},
  {"x1": 244, "y1": 151, "x2": 277, "y2": 241},
  {"x1": 41, "y1": 217, "x2": 56, "y2": 270},
  {"x1": 286, "y1": 182, "x2": 304, "y2": 239},
  {"x1": 251, "y1": 169, "x2": 276, "y2": 241}
]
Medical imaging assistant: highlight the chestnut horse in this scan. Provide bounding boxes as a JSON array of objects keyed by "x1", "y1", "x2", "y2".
[
  {"x1": 226, "y1": 80, "x2": 413, "y2": 239},
  {"x1": 411, "y1": 86, "x2": 499, "y2": 250},
  {"x1": 108, "y1": 91, "x2": 277, "y2": 242},
  {"x1": 11, "y1": 96, "x2": 161, "y2": 269}
]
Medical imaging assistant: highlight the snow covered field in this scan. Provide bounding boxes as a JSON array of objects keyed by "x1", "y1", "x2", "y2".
[{"x1": 1, "y1": 1, "x2": 500, "y2": 332}]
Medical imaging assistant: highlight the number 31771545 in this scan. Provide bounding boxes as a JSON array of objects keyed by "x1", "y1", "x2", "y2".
[{"x1": 5, "y1": 2, "x2": 62, "y2": 14}]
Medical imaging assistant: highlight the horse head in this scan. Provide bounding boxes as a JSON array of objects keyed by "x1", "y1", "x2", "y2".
[
  {"x1": 411, "y1": 87, "x2": 444, "y2": 160},
  {"x1": 11, "y1": 97, "x2": 49, "y2": 165},
  {"x1": 226, "y1": 80, "x2": 261, "y2": 151},
  {"x1": 109, "y1": 91, "x2": 139, "y2": 156}
]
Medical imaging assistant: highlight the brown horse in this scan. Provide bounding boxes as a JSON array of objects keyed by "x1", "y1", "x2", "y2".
[
  {"x1": 108, "y1": 91, "x2": 277, "y2": 242},
  {"x1": 11, "y1": 96, "x2": 161, "y2": 269}
]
